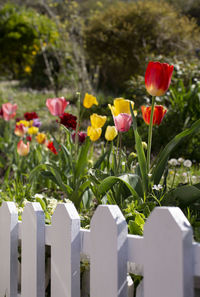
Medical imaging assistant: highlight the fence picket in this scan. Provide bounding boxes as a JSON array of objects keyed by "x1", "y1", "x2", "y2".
[
  {"x1": 144, "y1": 207, "x2": 193, "y2": 297},
  {"x1": 90, "y1": 205, "x2": 128, "y2": 297},
  {"x1": 0, "y1": 202, "x2": 18, "y2": 297},
  {"x1": 21, "y1": 202, "x2": 45, "y2": 297},
  {"x1": 50, "y1": 203, "x2": 80, "y2": 297}
]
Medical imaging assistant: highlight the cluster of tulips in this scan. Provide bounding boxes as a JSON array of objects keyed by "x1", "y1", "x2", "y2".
[
  {"x1": 84, "y1": 61, "x2": 173, "y2": 152},
  {"x1": 0, "y1": 61, "x2": 174, "y2": 162}
]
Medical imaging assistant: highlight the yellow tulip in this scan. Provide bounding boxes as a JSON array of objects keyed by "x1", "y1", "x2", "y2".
[
  {"x1": 16, "y1": 120, "x2": 30, "y2": 127},
  {"x1": 87, "y1": 126, "x2": 102, "y2": 141},
  {"x1": 90, "y1": 113, "x2": 107, "y2": 128},
  {"x1": 83, "y1": 93, "x2": 98, "y2": 108},
  {"x1": 105, "y1": 126, "x2": 118, "y2": 141},
  {"x1": 36, "y1": 133, "x2": 46, "y2": 144},
  {"x1": 28, "y1": 126, "x2": 39, "y2": 135},
  {"x1": 108, "y1": 98, "x2": 136, "y2": 117}
]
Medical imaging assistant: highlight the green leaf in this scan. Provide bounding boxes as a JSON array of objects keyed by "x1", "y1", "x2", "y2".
[
  {"x1": 152, "y1": 118, "x2": 200, "y2": 185},
  {"x1": 98, "y1": 175, "x2": 140, "y2": 200},
  {"x1": 75, "y1": 137, "x2": 90, "y2": 180},
  {"x1": 134, "y1": 130, "x2": 148, "y2": 194},
  {"x1": 135, "y1": 213, "x2": 145, "y2": 226},
  {"x1": 130, "y1": 103, "x2": 137, "y2": 130},
  {"x1": 128, "y1": 220, "x2": 143, "y2": 236},
  {"x1": 119, "y1": 173, "x2": 143, "y2": 197},
  {"x1": 93, "y1": 147, "x2": 111, "y2": 169},
  {"x1": 162, "y1": 185, "x2": 200, "y2": 206}
]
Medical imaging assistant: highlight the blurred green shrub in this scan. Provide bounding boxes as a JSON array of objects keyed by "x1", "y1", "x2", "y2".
[
  {"x1": 0, "y1": 3, "x2": 60, "y2": 79},
  {"x1": 84, "y1": 0, "x2": 200, "y2": 92}
]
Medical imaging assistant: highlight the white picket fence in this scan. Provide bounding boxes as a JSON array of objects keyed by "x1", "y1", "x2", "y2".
[{"x1": 0, "y1": 201, "x2": 200, "y2": 297}]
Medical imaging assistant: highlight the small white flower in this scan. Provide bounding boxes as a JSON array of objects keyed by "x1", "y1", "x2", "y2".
[
  {"x1": 192, "y1": 176, "x2": 197, "y2": 182},
  {"x1": 182, "y1": 172, "x2": 187, "y2": 177},
  {"x1": 148, "y1": 173, "x2": 152, "y2": 177},
  {"x1": 168, "y1": 158, "x2": 178, "y2": 166},
  {"x1": 34, "y1": 193, "x2": 44, "y2": 199},
  {"x1": 183, "y1": 159, "x2": 192, "y2": 168},
  {"x1": 152, "y1": 184, "x2": 163, "y2": 191},
  {"x1": 178, "y1": 157, "x2": 185, "y2": 164}
]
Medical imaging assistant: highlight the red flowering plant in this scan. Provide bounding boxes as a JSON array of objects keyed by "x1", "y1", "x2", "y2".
[{"x1": 125, "y1": 61, "x2": 200, "y2": 205}]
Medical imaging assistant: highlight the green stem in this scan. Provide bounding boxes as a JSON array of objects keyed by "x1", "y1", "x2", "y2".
[
  {"x1": 75, "y1": 92, "x2": 81, "y2": 158},
  {"x1": 147, "y1": 96, "x2": 155, "y2": 173},
  {"x1": 117, "y1": 132, "x2": 122, "y2": 173},
  {"x1": 170, "y1": 167, "x2": 177, "y2": 189}
]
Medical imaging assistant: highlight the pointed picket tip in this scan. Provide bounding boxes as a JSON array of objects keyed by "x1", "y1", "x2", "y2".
[
  {"x1": 52, "y1": 202, "x2": 80, "y2": 224},
  {"x1": 22, "y1": 201, "x2": 44, "y2": 217},
  {"x1": 144, "y1": 206, "x2": 192, "y2": 236},
  {"x1": 91, "y1": 205, "x2": 126, "y2": 228},
  {"x1": 0, "y1": 201, "x2": 18, "y2": 215}
]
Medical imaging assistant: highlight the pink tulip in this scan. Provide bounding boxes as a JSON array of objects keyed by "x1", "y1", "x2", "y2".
[
  {"x1": 114, "y1": 113, "x2": 132, "y2": 132},
  {"x1": 17, "y1": 140, "x2": 30, "y2": 156},
  {"x1": 2, "y1": 103, "x2": 18, "y2": 121},
  {"x1": 46, "y1": 97, "x2": 69, "y2": 116}
]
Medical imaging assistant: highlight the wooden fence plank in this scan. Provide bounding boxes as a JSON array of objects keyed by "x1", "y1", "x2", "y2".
[
  {"x1": 0, "y1": 202, "x2": 18, "y2": 297},
  {"x1": 21, "y1": 202, "x2": 45, "y2": 297},
  {"x1": 90, "y1": 205, "x2": 128, "y2": 297},
  {"x1": 144, "y1": 207, "x2": 193, "y2": 297},
  {"x1": 50, "y1": 203, "x2": 80, "y2": 297}
]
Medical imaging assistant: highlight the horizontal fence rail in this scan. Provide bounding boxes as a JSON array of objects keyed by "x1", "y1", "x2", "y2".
[{"x1": 0, "y1": 201, "x2": 199, "y2": 297}]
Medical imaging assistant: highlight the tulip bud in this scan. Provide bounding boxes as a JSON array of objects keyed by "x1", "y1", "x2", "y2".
[
  {"x1": 142, "y1": 142, "x2": 148, "y2": 150},
  {"x1": 105, "y1": 126, "x2": 118, "y2": 141}
]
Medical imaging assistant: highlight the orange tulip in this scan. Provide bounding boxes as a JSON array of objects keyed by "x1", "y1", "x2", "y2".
[
  {"x1": 145, "y1": 62, "x2": 174, "y2": 97},
  {"x1": 17, "y1": 140, "x2": 30, "y2": 156},
  {"x1": 141, "y1": 105, "x2": 167, "y2": 126}
]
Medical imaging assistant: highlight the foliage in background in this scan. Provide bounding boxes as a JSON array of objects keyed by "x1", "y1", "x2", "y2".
[
  {"x1": 0, "y1": 3, "x2": 60, "y2": 79},
  {"x1": 83, "y1": 0, "x2": 200, "y2": 93}
]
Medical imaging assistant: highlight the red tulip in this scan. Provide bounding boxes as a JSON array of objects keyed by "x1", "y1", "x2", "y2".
[
  {"x1": 71, "y1": 131, "x2": 87, "y2": 144},
  {"x1": 17, "y1": 140, "x2": 30, "y2": 156},
  {"x1": 145, "y1": 62, "x2": 174, "y2": 96},
  {"x1": 46, "y1": 97, "x2": 69, "y2": 116},
  {"x1": 26, "y1": 135, "x2": 32, "y2": 142},
  {"x1": 2, "y1": 103, "x2": 18, "y2": 121},
  {"x1": 141, "y1": 105, "x2": 167, "y2": 126},
  {"x1": 113, "y1": 113, "x2": 132, "y2": 132},
  {"x1": 58, "y1": 113, "x2": 77, "y2": 130},
  {"x1": 47, "y1": 141, "x2": 58, "y2": 155},
  {"x1": 24, "y1": 112, "x2": 38, "y2": 121}
]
